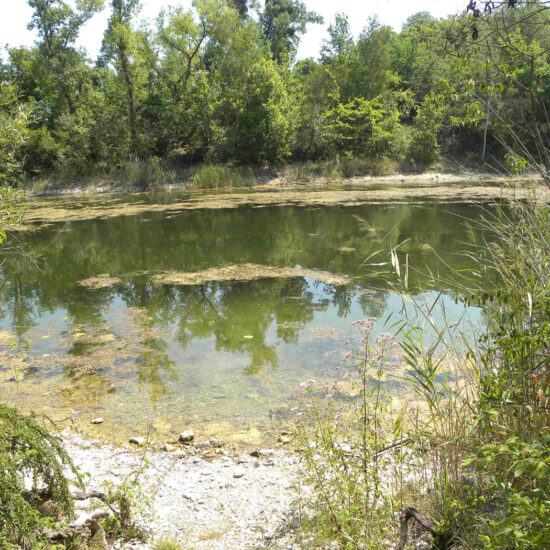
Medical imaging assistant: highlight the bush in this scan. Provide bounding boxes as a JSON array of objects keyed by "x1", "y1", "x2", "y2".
[
  {"x1": 20, "y1": 127, "x2": 64, "y2": 176},
  {"x1": 0, "y1": 403, "x2": 80, "y2": 548},
  {"x1": 120, "y1": 157, "x2": 173, "y2": 191},
  {"x1": 189, "y1": 164, "x2": 255, "y2": 189}
]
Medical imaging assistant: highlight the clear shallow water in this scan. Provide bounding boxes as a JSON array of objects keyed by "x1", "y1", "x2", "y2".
[{"x1": 0, "y1": 199, "x2": 488, "y2": 445}]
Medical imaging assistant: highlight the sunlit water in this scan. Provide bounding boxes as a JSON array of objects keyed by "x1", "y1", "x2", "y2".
[{"x1": 0, "y1": 197, "x2": 490, "y2": 445}]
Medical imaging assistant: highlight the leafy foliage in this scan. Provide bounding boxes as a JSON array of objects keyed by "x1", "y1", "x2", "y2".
[
  {"x1": 0, "y1": 83, "x2": 29, "y2": 186},
  {"x1": 6, "y1": 1, "x2": 550, "y2": 181},
  {"x1": 0, "y1": 403, "x2": 80, "y2": 548}
]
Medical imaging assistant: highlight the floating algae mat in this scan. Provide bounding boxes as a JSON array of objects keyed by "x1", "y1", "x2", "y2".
[
  {"x1": 0, "y1": 196, "x2": 488, "y2": 445},
  {"x1": 150, "y1": 264, "x2": 350, "y2": 286}
]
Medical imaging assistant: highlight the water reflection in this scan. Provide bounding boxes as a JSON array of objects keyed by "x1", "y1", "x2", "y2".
[{"x1": 0, "y1": 201, "x2": 489, "y2": 441}]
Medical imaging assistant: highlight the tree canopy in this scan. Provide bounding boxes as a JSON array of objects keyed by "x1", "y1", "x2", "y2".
[{"x1": 2, "y1": 0, "x2": 550, "y2": 183}]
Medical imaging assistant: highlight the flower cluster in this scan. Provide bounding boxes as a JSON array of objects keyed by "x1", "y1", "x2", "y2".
[
  {"x1": 352, "y1": 317, "x2": 377, "y2": 340},
  {"x1": 375, "y1": 332, "x2": 397, "y2": 347}
]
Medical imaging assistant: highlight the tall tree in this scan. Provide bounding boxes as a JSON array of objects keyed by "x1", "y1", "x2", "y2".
[
  {"x1": 101, "y1": 0, "x2": 142, "y2": 148},
  {"x1": 28, "y1": 0, "x2": 103, "y2": 54},
  {"x1": 229, "y1": 0, "x2": 249, "y2": 18},
  {"x1": 260, "y1": 0, "x2": 323, "y2": 63},
  {"x1": 320, "y1": 13, "x2": 353, "y2": 60},
  {"x1": 25, "y1": 0, "x2": 103, "y2": 117}
]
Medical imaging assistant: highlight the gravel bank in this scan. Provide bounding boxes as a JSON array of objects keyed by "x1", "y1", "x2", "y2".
[{"x1": 62, "y1": 430, "x2": 311, "y2": 550}]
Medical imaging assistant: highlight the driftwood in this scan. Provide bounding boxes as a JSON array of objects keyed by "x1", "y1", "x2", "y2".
[
  {"x1": 397, "y1": 507, "x2": 454, "y2": 550},
  {"x1": 23, "y1": 486, "x2": 106, "y2": 503},
  {"x1": 70, "y1": 488, "x2": 107, "y2": 501}
]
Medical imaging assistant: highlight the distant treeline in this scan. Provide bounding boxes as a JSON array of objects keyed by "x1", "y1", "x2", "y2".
[{"x1": 2, "y1": 0, "x2": 550, "y2": 180}]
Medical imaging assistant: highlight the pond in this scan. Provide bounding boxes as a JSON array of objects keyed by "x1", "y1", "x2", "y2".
[{"x1": 0, "y1": 193, "x2": 490, "y2": 445}]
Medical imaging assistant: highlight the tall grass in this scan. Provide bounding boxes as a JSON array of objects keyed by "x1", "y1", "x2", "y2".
[
  {"x1": 189, "y1": 164, "x2": 255, "y2": 189},
  {"x1": 119, "y1": 156, "x2": 175, "y2": 191},
  {"x1": 295, "y1": 198, "x2": 549, "y2": 549},
  {"x1": 281, "y1": 156, "x2": 398, "y2": 182}
]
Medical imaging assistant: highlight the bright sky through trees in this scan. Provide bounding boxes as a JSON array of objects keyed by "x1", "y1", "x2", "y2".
[{"x1": 2, "y1": 0, "x2": 465, "y2": 60}]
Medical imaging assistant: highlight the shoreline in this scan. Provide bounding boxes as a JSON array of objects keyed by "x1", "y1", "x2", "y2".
[
  {"x1": 61, "y1": 428, "x2": 304, "y2": 550},
  {"x1": 27, "y1": 171, "x2": 543, "y2": 197},
  {"x1": 19, "y1": 177, "x2": 549, "y2": 228}
]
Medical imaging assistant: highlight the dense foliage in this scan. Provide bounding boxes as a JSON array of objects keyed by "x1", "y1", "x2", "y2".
[
  {"x1": 0, "y1": 403, "x2": 80, "y2": 548},
  {"x1": 3, "y1": 0, "x2": 550, "y2": 184}
]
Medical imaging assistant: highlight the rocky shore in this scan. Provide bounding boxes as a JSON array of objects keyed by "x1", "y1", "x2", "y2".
[{"x1": 61, "y1": 430, "x2": 312, "y2": 550}]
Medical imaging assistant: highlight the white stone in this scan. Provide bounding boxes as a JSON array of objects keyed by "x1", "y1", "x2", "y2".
[{"x1": 179, "y1": 430, "x2": 195, "y2": 443}]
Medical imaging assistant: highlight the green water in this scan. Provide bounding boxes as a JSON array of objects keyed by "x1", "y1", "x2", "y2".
[{"x1": 0, "y1": 198, "x2": 489, "y2": 445}]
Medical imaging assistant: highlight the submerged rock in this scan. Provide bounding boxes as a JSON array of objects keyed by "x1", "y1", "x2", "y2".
[{"x1": 91, "y1": 418, "x2": 104, "y2": 425}]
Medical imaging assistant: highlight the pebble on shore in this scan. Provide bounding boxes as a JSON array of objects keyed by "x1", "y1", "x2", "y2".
[{"x1": 179, "y1": 430, "x2": 195, "y2": 443}]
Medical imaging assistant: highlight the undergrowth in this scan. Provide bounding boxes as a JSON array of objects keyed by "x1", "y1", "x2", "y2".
[
  {"x1": 295, "y1": 198, "x2": 549, "y2": 549},
  {"x1": 0, "y1": 403, "x2": 81, "y2": 548},
  {"x1": 189, "y1": 163, "x2": 255, "y2": 189}
]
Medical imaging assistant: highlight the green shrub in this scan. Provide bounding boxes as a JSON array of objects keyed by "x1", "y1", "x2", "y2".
[
  {"x1": 190, "y1": 164, "x2": 255, "y2": 189},
  {"x1": 20, "y1": 127, "x2": 61, "y2": 177},
  {"x1": 120, "y1": 157, "x2": 173, "y2": 191},
  {"x1": 0, "y1": 403, "x2": 80, "y2": 548}
]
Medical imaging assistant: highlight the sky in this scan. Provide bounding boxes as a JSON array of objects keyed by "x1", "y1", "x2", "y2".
[{"x1": 1, "y1": 0, "x2": 466, "y2": 61}]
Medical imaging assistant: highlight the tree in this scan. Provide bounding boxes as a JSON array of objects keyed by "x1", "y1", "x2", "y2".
[
  {"x1": 140, "y1": 4, "x2": 212, "y2": 157},
  {"x1": 28, "y1": 0, "x2": 104, "y2": 54},
  {"x1": 321, "y1": 13, "x2": 353, "y2": 60},
  {"x1": 260, "y1": 0, "x2": 323, "y2": 63},
  {"x1": 202, "y1": 0, "x2": 297, "y2": 162},
  {"x1": 323, "y1": 96, "x2": 398, "y2": 157},
  {"x1": 229, "y1": 0, "x2": 249, "y2": 18},
  {"x1": 402, "y1": 11, "x2": 436, "y2": 31},
  {"x1": 0, "y1": 83, "x2": 29, "y2": 187},
  {"x1": 101, "y1": 0, "x2": 143, "y2": 150},
  {"x1": 27, "y1": 0, "x2": 104, "y2": 117}
]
